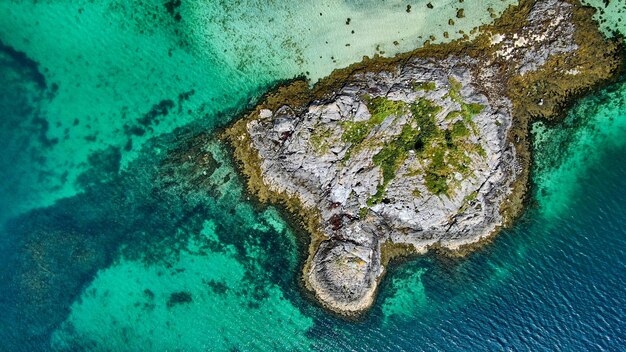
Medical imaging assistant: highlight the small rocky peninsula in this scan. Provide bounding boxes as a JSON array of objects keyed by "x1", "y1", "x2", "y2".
[{"x1": 225, "y1": 0, "x2": 623, "y2": 315}]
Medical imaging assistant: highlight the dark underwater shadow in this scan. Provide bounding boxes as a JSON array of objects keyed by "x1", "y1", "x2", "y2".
[{"x1": 0, "y1": 116, "x2": 290, "y2": 351}]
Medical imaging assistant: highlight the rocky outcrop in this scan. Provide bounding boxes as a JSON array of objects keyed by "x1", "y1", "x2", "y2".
[{"x1": 225, "y1": 0, "x2": 622, "y2": 315}]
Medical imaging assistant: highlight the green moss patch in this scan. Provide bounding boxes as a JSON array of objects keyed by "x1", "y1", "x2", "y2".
[
  {"x1": 341, "y1": 96, "x2": 410, "y2": 160},
  {"x1": 310, "y1": 126, "x2": 333, "y2": 154},
  {"x1": 366, "y1": 98, "x2": 442, "y2": 205},
  {"x1": 412, "y1": 81, "x2": 437, "y2": 91},
  {"x1": 366, "y1": 89, "x2": 486, "y2": 203}
]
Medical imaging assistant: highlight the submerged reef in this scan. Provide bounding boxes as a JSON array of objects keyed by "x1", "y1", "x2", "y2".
[{"x1": 224, "y1": 0, "x2": 623, "y2": 315}]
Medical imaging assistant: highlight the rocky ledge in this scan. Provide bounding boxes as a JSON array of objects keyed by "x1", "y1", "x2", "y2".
[{"x1": 224, "y1": 0, "x2": 622, "y2": 315}]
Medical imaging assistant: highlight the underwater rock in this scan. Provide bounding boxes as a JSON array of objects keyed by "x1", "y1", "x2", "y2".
[{"x1": 226, "y1": 0, "x2": 622, "y2": 315}]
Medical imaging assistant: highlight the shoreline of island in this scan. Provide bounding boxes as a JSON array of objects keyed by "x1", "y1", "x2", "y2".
[{"x1": 221, "y1": 0, "x2": 624, "y2": 316}]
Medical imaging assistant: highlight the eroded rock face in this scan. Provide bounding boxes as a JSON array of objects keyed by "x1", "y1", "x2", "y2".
[{"x1": 226, "y1": 0, "x2": 622, "y2": 315}]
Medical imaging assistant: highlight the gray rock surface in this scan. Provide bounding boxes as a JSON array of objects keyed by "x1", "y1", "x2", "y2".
[{"x1": 238, "y1": 0, "x2": 586, "y2": 314}]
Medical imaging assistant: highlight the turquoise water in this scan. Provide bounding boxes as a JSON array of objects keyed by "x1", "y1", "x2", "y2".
[
  {"x1": 0, "y1": 0, "x2": 515, "y2": 225},
  {"x1": 1, "y1": 0, "x2": 626, "y2": 351}
]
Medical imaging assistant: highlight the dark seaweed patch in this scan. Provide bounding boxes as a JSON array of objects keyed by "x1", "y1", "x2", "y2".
[
  {"x1": 167, "y1": 291, "x2": 192, "y2": 307},
  {"x1": 84, "y1": 134, "x2": 97, "y2": 142},
  {"x1": 125, "y1": 125, "x2": 146, "y2": 136},
  {"x1": 143, "y1": 289, "x2": 155, "y2": 299},
  {"x1": 177, "y1": 89, "x2": 195, "y2": 113},
  {"x1": 76, "y1": 146, "x2": 121, "y2": 189},
  {"x1": 138, "y1": 99, "x2": 175, "y2": 127},
  {"x1": 206, "y1": 279, "x2": 229, "y2": 295},
  {"x1": 31, "y1": 116, "x2": 59, "y2": 148},
  {"x1": 0, "y1": 121, "x2": 300, "y2": 349},
  {"x1": 0, "y1": 40, "x2": 46, "y2": 89},
  {"x1": 124, "y1": 138, "x2": 133, "y2": 151},
  {"x1": 164, "y1": 0, "x2": 182, "y2": 22}
]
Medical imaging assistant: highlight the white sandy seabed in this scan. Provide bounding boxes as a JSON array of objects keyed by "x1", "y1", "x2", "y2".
[{"x1": 0, "y1": 0, "x2": 517, "y2": 221}]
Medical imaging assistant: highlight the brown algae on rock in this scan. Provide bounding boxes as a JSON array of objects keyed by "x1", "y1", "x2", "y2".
[{"x1": 223, "y1": 0, "x2": 623, "y2": 316}]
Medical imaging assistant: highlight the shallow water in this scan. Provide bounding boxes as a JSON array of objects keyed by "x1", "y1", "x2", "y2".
[
  {"x1": 1, "y1": 0, "x2": 626, "y2": 351},
  {"x1": 0, "y1": 0, "x2": 515, "y2": 225}
]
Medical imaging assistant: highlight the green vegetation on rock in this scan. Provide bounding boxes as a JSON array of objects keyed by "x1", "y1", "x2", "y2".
[
  {"x1": 451, "y1": 120, "x2": 470, "y2": 138},
  {"x1": 367, "y1": 96, "x2": 411, "y2": 124},
  {"x1": 412, "y1": 81, "x2": 437, "y2": 91},
  {"x1": 313, "y1": 80, "x2": 487, "y2": 204},
  {"x1": 447, "y1": 77, "x2": 484, "y2": 133},
  {"x1": 341, "y1": 96, "x2": 410, "y2": 160},
  {"x1": 310, "y1": 126, "x2": 333, "y2": 154},
  {"x1": 367, "y1": 97, "x2": 443, "y2": 205},
  {"x1": 364, "y1": 82, "x2": 487, "y2": 204}
]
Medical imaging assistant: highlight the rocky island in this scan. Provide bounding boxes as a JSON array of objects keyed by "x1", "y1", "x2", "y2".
[{"x1": 224, "y1": 0, "x2": 623, "y2": 315}]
